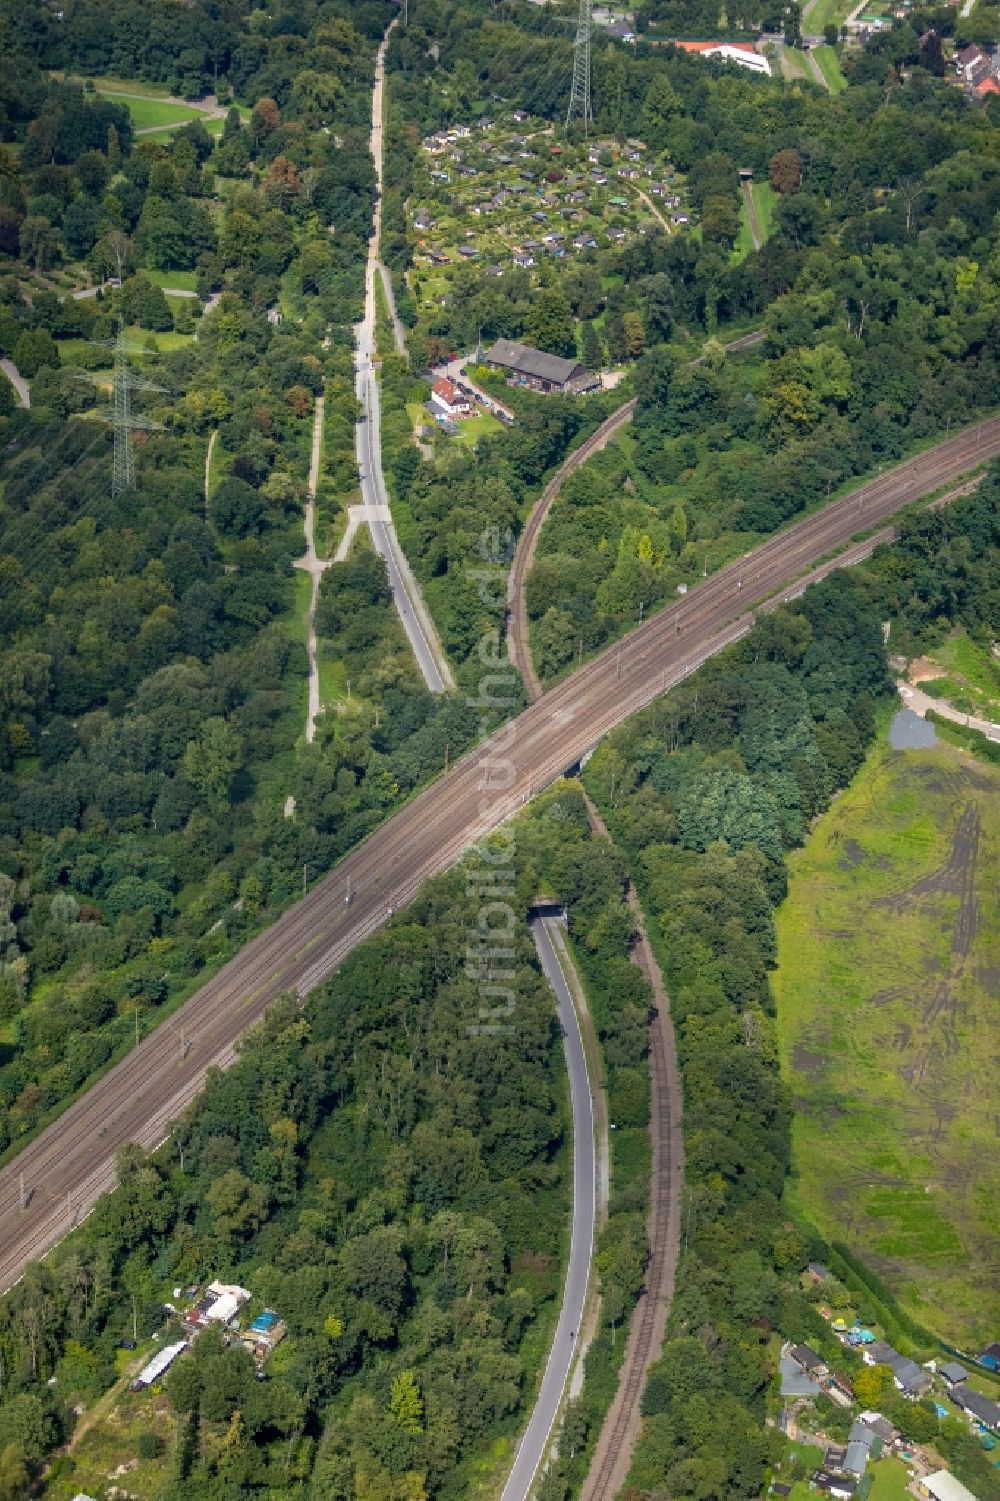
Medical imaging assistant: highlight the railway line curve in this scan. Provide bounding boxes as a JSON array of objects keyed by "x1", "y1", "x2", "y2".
[{"x1": 0, "y1": 412, "x2": 998, "y2": 1295}]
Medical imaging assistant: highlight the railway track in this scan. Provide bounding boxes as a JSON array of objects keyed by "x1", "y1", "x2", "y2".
[
  {"x1": 579, "y1": 794, "x2": 683, "y2": 1501},
  {"x1": 1, "y1": 412, "x2": 998, "y2": 1296},
  {"x1": 506, "y1": 328, "x2": 765, "y2": 701},
  {"x1": 583, "y1": 1015, "x2": 676, "y2": 1501}
]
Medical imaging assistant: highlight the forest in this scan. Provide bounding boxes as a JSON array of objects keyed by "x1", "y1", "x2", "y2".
[
  {"x1": 580, "y1": 481, "x2": 1000, "y2": 1501},
  {"x1": 0, "y1": 484, "x2": 994, "y2": 1499},
  {"x1": 0, "y1": 785, "x2": 656, "y2": 1500},
  {"x1": 0, "y1": 0, "x2": 398, "y2": 1158},
  {"x1": 0, "y1": 0, "x2": 999, "y2": 1493}
]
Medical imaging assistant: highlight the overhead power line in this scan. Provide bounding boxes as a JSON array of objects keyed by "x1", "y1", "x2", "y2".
[{"x1": 566, "y1": 0, "x2": 593, "y2": 135}]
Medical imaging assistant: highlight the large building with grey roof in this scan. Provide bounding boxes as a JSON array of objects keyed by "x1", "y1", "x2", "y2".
[{"x1": 483, "y1": 339, "x2": 595, "y2": 394}]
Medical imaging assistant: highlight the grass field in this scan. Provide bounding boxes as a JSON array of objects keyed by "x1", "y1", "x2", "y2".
[
  {"x1": 453, "y1": 411, "x2": 502, "y2": 447},
  {"x1": 94, "y1": 89, "x2": 202, "y2": 130},
  {"x1": 781, "y1": 46, "x2": 813, "y2": 80},
  {"x1": 127, "y1": 327, "x2": 195, "y2": 352},
  {"x1": 812, "y1": 45, "x2": 848, "y2": 92},
  {"x1": 735, "y1": 181, "x2": 778, "y2": 260},
  {"x1": 868, "y1": 1458, "x2": 914, "y2": 1501},
  {"x1": 804, "y1": 0, "x2": 856, "y2": 34},
  {"x1": 143, "y1": 268, "x2": 198, "y2": 293},
  {"x1": 774, "y1": 732, "x2": 1000, "y2": 1347}
]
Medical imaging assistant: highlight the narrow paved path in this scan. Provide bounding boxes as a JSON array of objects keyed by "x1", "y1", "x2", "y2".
[
  {"x1": 741, "y1": 180, "x2": 762, "y2": 250},
  {"x1": 293, "y1": 396, "x2": 330, "y2": 742},
  {"x1": 135, "y1": 120, "x2": 200, "y2": 136},
  {"x1": 355, "y1": 19, "x2": 455, "y2": 692},
  {"x1": 204, "y1": 428, "x2": 217, "y2": 509},
  {"x1": 0, "y1": 359, "x2": 29, "y2": 407},
  {"x1": 72, "y1": 281, "x2": 203, "y2": 302},
  {"x1": 334, "y1": 505, "x2": 366, "y2": 562},
  {"x1": 578, "y1": 795, "x2": 683, "y2": 1501},
  {"x1": 501, "y1": 916, "x2": 595, "y2": 1501},
  {"x1": 507, "y1": 329, "x2": 766, "y2": 699},
  {"x1": 628, "y1": 181, "x2": 671, "y2": 232},
  {"x1": 805, "y1": 48, "x2": 831, "y2": 89},
  {"x1": 897, "y1": 681, "x2": 1000, "y2": 742}
]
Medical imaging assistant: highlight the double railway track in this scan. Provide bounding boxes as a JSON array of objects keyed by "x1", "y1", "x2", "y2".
[{"x1": 1, "y1": 412, "x2": 997, "y2": 1298}]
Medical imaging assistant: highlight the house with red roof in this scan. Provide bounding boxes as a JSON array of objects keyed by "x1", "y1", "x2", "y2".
[
  {"x1": 661, "y1": 39, "x2": 771, "y2": 74},
  {"x1": 430, "y1": 377, "x2": 472, "y2": 420}
]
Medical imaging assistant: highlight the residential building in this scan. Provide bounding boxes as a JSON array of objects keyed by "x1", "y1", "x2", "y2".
[
  {"x1": 789, "y1": 1344, "x2": 827, "y2": 1375},
  {"x1": 858, "y1": 1414, "x2": 895, "y2": 1444},
  {"x1": 814, "y1": 1471, "x2": 856, "y2": 1499},
  {"x1": 131, "y1": 1340, "x2": 188, "y2": 1391},
  {"x1": 182, "y1": 1281, "x2": 251, "y2": 1334},
  {"x1": 842, "y1": 1418, "x2": 883, "y2": 1477},
  {"x1": 430, "y1": 377, "x2": 472, "y2": 419},
  {"x1": 950, "y1": 1385, "x2": 1000, "y2": 1432},
  {"x1": 919, "y1": 1473, "x2": 978, "y2": 1501},
  {"x1": 240, "y1": 1310, "x2": 287, "y2": 1362},
  {"x1": 484, "y1": 338, "x2": 591, "y2": 393},
  {"x1": 954, "y1": 43, "x2": 987, "y2": 78},
  {"x1": 889, "y1": 1353, "x2": 931, "y2": 1397},
  {"x1": 780, "y1": 1345, "x2": 823, "y2": 1397},
  {"x1": 938, "y1": 1361, "x2": 969, "y2": 1387}
]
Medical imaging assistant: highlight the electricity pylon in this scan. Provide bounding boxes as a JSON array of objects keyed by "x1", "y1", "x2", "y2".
[
  {"x1": 566, "y1": 0, "x2": 593, "y2": 136},
  {"x1": 112, "y1": 321, "x2": 134, "y2": 498},
  {"x1": 89, "y1": 322, "x2": 167, "y2": 497}
]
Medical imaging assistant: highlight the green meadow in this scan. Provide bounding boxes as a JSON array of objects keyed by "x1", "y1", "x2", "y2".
[
  {"x1": 94, "y1": 88, "x2": 202, "y2": 130},
  {"x1": 774, "y1": 734, "x2": 1000, "y2": 1347}
]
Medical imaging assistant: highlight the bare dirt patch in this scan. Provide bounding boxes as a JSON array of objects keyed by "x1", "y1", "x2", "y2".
[
  {"x1": 838, "y1": 837, "x2": 867, "y2": 871},
  {"x1": 793, "y1": 1044, "x2": 827, "y2": 1081},
  {"x1": 870, "y1": 986, "x2": 910, "y2": 1006},
  {"x1": 909, "y1": 656, "x2": 945, "y2": 685}
]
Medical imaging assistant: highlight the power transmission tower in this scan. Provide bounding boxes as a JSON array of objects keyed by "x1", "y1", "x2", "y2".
[
  {"x1": 112, "y1": 321, "x2": 135, "y2": 498},
  {"x1": 566, "y1": 0, "x2": 593, "y2": 136}
]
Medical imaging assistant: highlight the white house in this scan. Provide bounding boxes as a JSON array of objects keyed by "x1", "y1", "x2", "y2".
[{"x1": 430, "y1": 378, "x2": 472, "y2": 419}]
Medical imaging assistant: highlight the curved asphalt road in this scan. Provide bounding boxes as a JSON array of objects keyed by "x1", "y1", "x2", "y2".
[
  {"x1": 354, "y1": 23, "x2": 454, "y2": 693},
  {"x1": 1, "y1": 417, "x2": 998, "y2": 1296},
  {"x1": 502, "y1": 917, "x2": 595, "y2": 1501}
]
